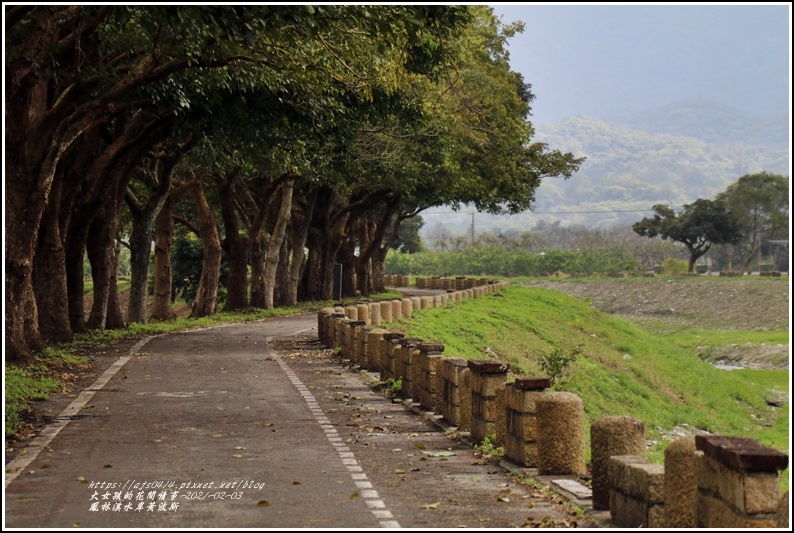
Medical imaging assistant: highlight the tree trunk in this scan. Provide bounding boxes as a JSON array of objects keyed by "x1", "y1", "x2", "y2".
[
  {"x1": 65, "y1": 220, "x2": 90, "y2": 333},
  {"x1": 127, "y1": 212, "x2": 154, "y2": 323},
  {"x1": 338, "y1": 237, "x2": 357, "y2": 299},
  {"x1": 248, "y1": 231, "x2": 267, "y2": 309},
  {"x1": 86, "y1": 192, "x2": 121, "y2": 330},
  {"x1": 220, "y1": 178, "x2": 249, "y2": 312},
  {"x1": 151, "y1": 197, "x2": 177, "y2": 321},
  {"x1": 190, "y1": 181, "x2": 222, "y2": 318},
  {"x1": 273, "y1": 233, "x2": 291, "y2": 307},
  {"x1": 285, "y1": 188, "x2": 317, "y2": 306},
  {"x1": 32, "y1": 171, "x2": 74, "y2": 342},
  {"x1": 371, "y1": 245, "x2": 389, "y2": 293},
  {"x1": 263, "y1": 181, "x2": 294, "y2": 309},
  {"x1": 105, "y1": 240, "x2": 126, "y2": 329}
]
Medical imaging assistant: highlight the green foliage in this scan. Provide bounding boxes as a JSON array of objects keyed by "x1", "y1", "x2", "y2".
[
  {"x1": 661, "y1": 257, "x2": 689, "y2": 276},
  {"x1": 385, "y1": 247, "x2": 641, "y2": 277},
  {"x1": 383, "y1": 378, "x2": 403, "y2": 395},
  {"x1": 473, "y1": 433, "x2": 505, "y2": 462},
  {"x1": 5, "y1": 368, "x2": 61, "y2": 437},
  {"x1": 4, "y1": 348, "x2": 86, "y2": 437},
  {"x1": 633, "y1": 200, "x2": 742, "y2": 272},
  {"x1": 171, "y1": 231, "x2": 229, "y2": 305},
  {"x1": 715, "y1": 172, "x2": 790, "y2": 271},
  {"x1": 538, "y1": 345, "x2": 582, "y2": 388}
]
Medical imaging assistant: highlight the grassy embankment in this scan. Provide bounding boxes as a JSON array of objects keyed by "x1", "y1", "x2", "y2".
[
  {"x1": 4, "y1": 290, "x2": 403, "y2": 438},
  {"x1": 387, "y1": 285, "x2": 789, "y2": 489}
]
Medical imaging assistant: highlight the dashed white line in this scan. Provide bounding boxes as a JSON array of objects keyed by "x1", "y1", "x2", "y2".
[{"x1": 271, "y1": 348, "x2": 401, "y2": 528}]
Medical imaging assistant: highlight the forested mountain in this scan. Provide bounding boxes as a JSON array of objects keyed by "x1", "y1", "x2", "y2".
[{"x1": 423, "y1": 100, "x2": 789, "y2": 234}]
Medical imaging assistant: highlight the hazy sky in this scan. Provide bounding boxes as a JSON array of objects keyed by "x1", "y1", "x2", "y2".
[{"x1": 490, "y1": 3, "x2": 791, "y2": 125}]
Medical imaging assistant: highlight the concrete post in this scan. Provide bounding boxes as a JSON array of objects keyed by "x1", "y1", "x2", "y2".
[
  {"x1": 536, "y1": 392, "x2": 586, "y2": 476},
  {"x1": 505, "y1": 377, "x2": 549, "y2": 467},
  {"x1": 591, "y1": 416, "x2": 646, "y2": 510},
  {"x1": 694, "y1": 435, "x2": 788, "y2": 528},
  {"x1": 468, "y1": 359, "x2": 509, "y2": 444}
]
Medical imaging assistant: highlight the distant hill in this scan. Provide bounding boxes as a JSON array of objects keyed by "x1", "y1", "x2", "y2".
[
  {"x1": 421, "y1": 100, "x2": 789, "y2": 235},
  {"x1": 608, "y1": 99, "x2": 790, "y2": 149}
]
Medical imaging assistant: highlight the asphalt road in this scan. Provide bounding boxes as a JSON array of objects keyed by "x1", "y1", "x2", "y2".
[{"x1": 4, "y1": 313, "x2": 596, "y2": 529}]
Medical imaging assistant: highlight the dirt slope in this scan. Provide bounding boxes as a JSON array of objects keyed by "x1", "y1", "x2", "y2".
[{"x1": 523, "y1": 277, "x2": 790, "y2": 369}]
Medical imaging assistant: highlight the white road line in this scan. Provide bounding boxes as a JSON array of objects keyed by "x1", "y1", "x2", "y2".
[
  {"x1": 271, "y1": 348, "x2": 401, "y2": 528},
  {"x1": 4, "y1": 337, "x2": 154, "y2": 488}
]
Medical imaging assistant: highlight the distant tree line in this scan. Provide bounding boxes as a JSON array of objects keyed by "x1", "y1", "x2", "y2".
[{"x1": 5, "y1": 6, "x2": 582, "y2": 363}]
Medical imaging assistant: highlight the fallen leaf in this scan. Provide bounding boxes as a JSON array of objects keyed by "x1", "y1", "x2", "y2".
[
  {"x1": 77, "y1": 476, "x2": 87, "y2": 483},
  {"x1": 257, "y1": 500, "x2": 270, "y2": 507},
  {"x1": 420, "y1": 502, "x2": 441, "y2": 509},
  {"x1": 211, "y1": 434, "x2": 223, "y2": 438},
  {"x1": 103, "y1": 464, "x2": 112, "y2": 468},
  {"x1": 421, "y1": 451, "x2": 456, "y2": 457},
  {"x1": 497, "y1": 496, "x2": 510, "y2": 503},
  {"x1": 414, "y1": 442, "x2": 426, "y2": 449},
  {"x1": 292, "y1": 481, "x2": 301, "y2": 485},
  {"x1": 394, "y1": 469, "x2": 405, "y2": 474},
  {"x1": 232, "y1": 454, "x2": 244, "y2": 458},
  {"x1": 350, "y1": 492, "x2": 359, "y2": 499}
]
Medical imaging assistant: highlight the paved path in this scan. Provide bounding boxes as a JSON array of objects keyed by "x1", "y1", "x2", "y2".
[{"x1": 5, "y1": 313, "x2": 600, "y2": 528}]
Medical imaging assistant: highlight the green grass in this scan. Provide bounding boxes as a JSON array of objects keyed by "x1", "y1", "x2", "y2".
[{"x1": 392, "y1": 286, "x2": 790, "y2": 490}]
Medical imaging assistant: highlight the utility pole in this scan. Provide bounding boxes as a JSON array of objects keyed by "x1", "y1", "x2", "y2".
[{"x1": 470, "y1": 211, "x2": 475, "y2": 246}]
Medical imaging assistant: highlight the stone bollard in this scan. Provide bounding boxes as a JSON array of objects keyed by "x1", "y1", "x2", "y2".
[
  {"x1": 440, "y1": 358, "x2": 471, "y2": 431},
  {"x1": 591, "y1": 416, "x2": 646, "y2": 510},
  {"x1": 396, "y1": 338, "x2": 422, "y2": 399},
  {"x1": 420, "y1": 296, "x2": 433, "y2": 309},
  {"x1": 318, "y1": 308, "x2": 335, "y2": 346},
  {"x1": 379, "y1": 301, "x2": 392, "y2": 323},
  {"x1": 329, "y1": 313, "x2": 347, "y2": 350},
  {"x1": 336, "y1": 317, "x2": 352, "y2": 357},
  {"x1": 778, "y1": 492, "x2": 789, "y2": 528},
  {"x1": 365, "y1": 329, "x2": 387, "y2": 374},
  {"x1": 369, "y1": 302, "x2": 381, "y2": 327},
  {"x1": 378, "y1": 332, "x2": 404, "y2": 381},
  {"x1": 357, "y1": 303, "x2": 370, "y2": 326},
  {"x1": 401, "y1": 298, "x2": 412, "y2": 319},
  {"x1": 468, "y1": 359, "x2": 509, "y2": 444},
  {"x1": 391, "y1": 299, "x2": 402, "y2": 321},
  {"x1": 416, "y1": 343, "x2": 444, "y2": 412},
  {"x1": 345, "y1": 305, "x2": 358, "y2": 321},
  {"x1": 351, "y1": 322, "x2": 369, "y2": 367},
  {"x1": 664, "y1": 436, "x2": 697, "y2": 528},
  {"x1": 347, "y1": 320, "x2": 366, "y2": 367},
  {"x1": 694, "y1": 435, "x2": 789, "y2": 528},
  {"x1": 608, "y1": 455, "x2": 665, "y2": 527},
  {"x1": 505, "y1": 377, "x2": 549, "y2": 467},
  {"x1": 536, "y1": 392, "x2": 586, "y2": 476},
  {"x1": 433, "y1": 295, "x2": 443, "y2": 308},
  {"x1": 411, "y1": 297, "x2": 421, "y2": 312}
]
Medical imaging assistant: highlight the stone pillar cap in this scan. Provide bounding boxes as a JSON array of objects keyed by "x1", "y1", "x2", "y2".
[
  {"x1": 512, "y1": 377, "x2": 550, "y2": 390},
  {"x1": 418, "y1": 342, "x2": 445, "y2": 354},
  {"x1": 467, "y1": 359, "x2": 509, "y2": 374},
  {"x1": 696, "y1": 435, "x2": 789, "y2": 472}
]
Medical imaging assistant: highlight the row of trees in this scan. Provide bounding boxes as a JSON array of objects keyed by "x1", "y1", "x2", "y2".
[
  {"x1": 5, "y1": 6, "x2": 582, "y2": 363},
  {"x1": 633, "y1": 172, "x2": 789, "y2": 273}
]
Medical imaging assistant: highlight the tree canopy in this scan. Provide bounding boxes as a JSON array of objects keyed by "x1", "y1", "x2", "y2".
[
  {"x1": 5, "y1": 5, "x2": 582, "y2": 363},
  {"x1": 632, "y1": 200, "x2": 743, "y2": 272}
]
